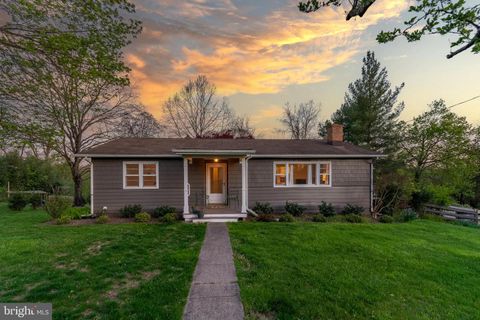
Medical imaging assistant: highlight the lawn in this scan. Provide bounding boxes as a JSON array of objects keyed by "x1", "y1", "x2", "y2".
[
  {"x1": 0, "y1": 203, "x2": 205, "y2": 319},
  {"x1": 229, "y1": 220, "x2": 480, "y2": 320}
]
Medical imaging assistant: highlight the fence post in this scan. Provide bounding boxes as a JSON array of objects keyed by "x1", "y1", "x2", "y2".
[{"x1": 7, "y1": 181, "x2": 10, "y2": 199}]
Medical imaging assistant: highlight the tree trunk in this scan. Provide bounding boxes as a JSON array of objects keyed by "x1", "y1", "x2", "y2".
[{"x1": 70, "y1": 158, "x2": 85, "y2": 206}]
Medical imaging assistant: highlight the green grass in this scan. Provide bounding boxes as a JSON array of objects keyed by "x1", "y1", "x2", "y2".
[
  {"x1": 0, "y1": 203, "x2": 205, "y2": 319},
  {"x1": 229, "y1": 221, "x2": 480, "y2": 320}
]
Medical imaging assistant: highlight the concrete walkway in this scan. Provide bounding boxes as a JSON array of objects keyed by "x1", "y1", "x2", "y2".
[{"x1": 183, "y1": 223, "x2": 244, "y2": 320}]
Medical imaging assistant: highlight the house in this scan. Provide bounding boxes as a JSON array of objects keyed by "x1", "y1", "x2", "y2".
[{"x1": 76, "y1": 124, "x2": 383, "y2": 221}]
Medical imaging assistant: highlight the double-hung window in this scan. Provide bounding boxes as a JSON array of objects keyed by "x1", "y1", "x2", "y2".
[
  {"x1": 274, "y1": 161, "x2": 331, "y2": 187},
  {"x1": 123, "y1": 161, "x2": 158, "y2": 189}
]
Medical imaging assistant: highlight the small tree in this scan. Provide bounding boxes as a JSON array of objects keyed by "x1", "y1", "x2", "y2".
[{"x1": 279, "y1": 100, "x2": 320, "y2": 139}]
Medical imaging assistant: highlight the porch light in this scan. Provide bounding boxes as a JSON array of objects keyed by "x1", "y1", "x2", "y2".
[{"x1": 214, "y1": 158, "x2": 219, "y2": 162}]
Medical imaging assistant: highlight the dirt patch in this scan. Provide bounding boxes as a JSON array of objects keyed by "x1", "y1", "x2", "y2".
[
  {"x1": 249, "y1": 311, "x2": 276, "y2": 320},
  {"x1": 86, "y1": 241, "x2": 110, "y2": 256},
  {"x1": 105, "y1": 270, "x2": 161, "y2": 301},
  {"x1": 55, "y1": 261, "x2": 79, "y2": 270}
]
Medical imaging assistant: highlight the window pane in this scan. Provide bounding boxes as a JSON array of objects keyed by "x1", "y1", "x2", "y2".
[
  {"x1": 143, "y1": 163, "x2": 156, "y2": 175},
  {"x1": 143, "y1": 175, "x2": 157, "y2": 187},
  {"x1": 311, "y1": 164, "x2": 316, "y2": 185},
  {"x1": 275, "y1": 175, "x2": 286, "y2": 186},
  {"x1": 210, "y1": 167, "x2": 223, "y2": 193},
  {"x1": 320, "y1": 174, "x2": 330, "y2": 185},
  {"x1": 126, "y1": 163, "x2": 139, "y2": 175},
  {"x1": 320, "y1": 163, "x2": 329, "y2": 174},
  {"x1": 126, "y1": 176, "x2": 139, "y2": 187},
  {"x1": 291, "y1": 164, "x2": 308, "y2": 185},
  {"x1": 276, "y1": 164, "x2": 286, "y2": 175}
]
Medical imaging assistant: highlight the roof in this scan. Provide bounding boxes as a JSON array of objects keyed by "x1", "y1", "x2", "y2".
[{"x1": 77, "y1": 138, "x2": 383, "y2": 158}]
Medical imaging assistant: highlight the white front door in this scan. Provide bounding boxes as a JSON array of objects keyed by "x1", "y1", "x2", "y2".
[{"x1": 206, "y1": 163, "x2": 227, "y2": 204}]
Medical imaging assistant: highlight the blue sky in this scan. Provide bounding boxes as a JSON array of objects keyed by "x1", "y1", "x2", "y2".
[{"x1": 124, "y1": 0, "x2": 479, "y2": 137}]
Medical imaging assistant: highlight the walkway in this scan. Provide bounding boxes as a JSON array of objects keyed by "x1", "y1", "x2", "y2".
[{"x1": 183, "y1": 223, "x2": 244, "y2": 320}]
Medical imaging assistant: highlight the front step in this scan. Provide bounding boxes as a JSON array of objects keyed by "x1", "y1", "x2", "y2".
[
  {"x1": 184, "y1": 213, "x2": 247, "y2": 221},
  {"x1": 191, "y1": 218, "x2": 240, "y2": 223}
]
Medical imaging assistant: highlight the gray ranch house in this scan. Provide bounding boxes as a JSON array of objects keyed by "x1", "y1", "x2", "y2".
[{"x1": 77, "y1": 125, "x2": 383, "y2": 222}]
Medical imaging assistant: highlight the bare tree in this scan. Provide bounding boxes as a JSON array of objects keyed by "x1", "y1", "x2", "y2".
[
  {"x1": 163, "y1": 75, "x2": 234, "y2": 138},
  {"x1": 203, "y1": 116, "x2": 256, "y2": 139},
  {"x1": 278, "y1": 100, "x2": 320, "y2": 139},
  {"x1": 113, "y1": 104, "x2": 165, "y2": 138}
]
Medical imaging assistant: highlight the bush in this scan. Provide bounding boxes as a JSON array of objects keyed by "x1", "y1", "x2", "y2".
[
  {"x1": 379, "y1": 215, "x2": 394, "y2": 223},
  {"x1": 160, "y1": 212, "x2": 176, "y2": 223},
  {"x1": 345, "y1": 214, "x2": 363, "y2": 223},
  {"x1": 420, "y1": 213, "x2": 444, "y2": 222},
  {"x1": 135, "y1": 212, "x2": 151, "y2": 223},
  {"x1": 56, "y1": 215, "x2": 71, "y2": 225},
  {"x1": 29, "y1": 194, "x2": 43, "y2": 209},
  {"x1": 8, "y1": 194, "x2": 29, "y2": 211},
  {"x1": 395, "y1": 208, "x2": 418, "y2": 222},
  {"x1": 279, "y1": 213, "x2": 295, "y2": 222},
  {"x1": 318, "y1": 201, "x2": 335, "y2": 217},
  {"x1": 153, "y1": 205, "x2": 176, "y2": 218},
  {"x1": 341, "y1": 204, "x2": 364, "y2": 215},
  {"x1": 175, "y1": 212, "x2": 184, "y2": 221},
  {"x1": 96, "y1": 214, "x2": 109, "y2": 224},
  {"x1": 256, "y1": 214, "x2": 276, "y2": 222},
  {"x1": 119, "y1": 204, "x2": 142, "y2": 218},
  {"x1": 312, "y1": 214, "x2": 327, "y2": 223},
  {"x1": 285, "y1": 201, "x2": 305, "y2": 216},
  {"x1": 409, "y1": 190, "x2": 432, "y2": 211},
  {"x1": 253, "y1": 202, "x2": 274, "y2": 214},
  {"x1": 62, "y1": 207, "x2": 90, "y2": 220},
  {"x1": 45, "y1": 195, "x2": 71, "y2": 219}
]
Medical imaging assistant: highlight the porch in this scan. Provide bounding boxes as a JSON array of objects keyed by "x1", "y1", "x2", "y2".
[{"x1": 173, "y1": 148, "x2": 255, "y2": 222}]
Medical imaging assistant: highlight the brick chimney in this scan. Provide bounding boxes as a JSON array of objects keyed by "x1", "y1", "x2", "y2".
[{"x1": 327, "y1": 123, "x2": 344, "y2": 145}]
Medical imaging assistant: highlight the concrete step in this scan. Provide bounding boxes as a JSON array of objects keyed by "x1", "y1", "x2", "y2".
[
  {"x1": 191, "y1": 218, "x2": 240, "y2": 223},
  {"x1": 184, "y1": 213, "x2": 247, "y2": 220}
]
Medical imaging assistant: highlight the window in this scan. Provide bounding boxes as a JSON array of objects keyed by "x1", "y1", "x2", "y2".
[
  {"x1": 274, "y1": 161, "x2": 331, "y2": 187},
  {"x1": 123, "y1": 162, "x2": 158, "y2": 189}
]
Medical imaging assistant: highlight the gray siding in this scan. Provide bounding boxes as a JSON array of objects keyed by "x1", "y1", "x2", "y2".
[
  {"x1": 247, "y1": 159, "x2": 371, "y2": 213},
  {"x1": 92, "y1": 158, "x2": 184, "y2": 214}
]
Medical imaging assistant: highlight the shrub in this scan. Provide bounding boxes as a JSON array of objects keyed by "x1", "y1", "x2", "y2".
[
  {"x1": 285, "y1": 201, "x2": 305, "y2": 217},
  {"x1": 96, "y1": 214, "x2": 109, "y2": 224},
  {"x1": 341, "y1": 204, "x2": 364, "y2": 215},
  {"x1": 253, "y1": 202, "x2": 274, "y2": 214},
  {"x1": 420, "y1": 213, "x2": 444, "y2": 222},
  {"x1": 135, "y1": 212, "x2": 151, "y2": 223},
  {"x1": 379, "y1": 215, "x2": 394, "y2": 223},
  {"x1": 312, "y1": 214, "x2": 327, "y2": 223},
  {"x1": 29, "y1": 194, "x2": 43, "y2": 209},
  {"x1": 409, "y1": 190, "x2": 432, "y2": 211},
  {"x1": 256, "y1": 214, "x2": 276, "y2": 222},
  {"x1": 279, "y1": 213, "x2": 295, "y2": 222},
  {"x1": 345, "y1": 214, "x2": 363, "y2": 223},
  {"x1": 62, "y1": 207, "x2": 90, "y2": 220},
  {"x1": 175, "y1": 212, "x2": 184, "y2": 221},
  {"x1": 45, "y1": 195, "x2": 71, "y2": 219},
  {"x1": 153, "y1": 205, "x2": 176, "y2": 218},
  {"x1": 8, "y1": 194, "x2": 29, "y2": 211},
  {"x1": 56, "y1": 215, "x2": 71, "y2": 225},
  {"x1": 119, "y1": 204, "x2": 142, "y2": 218},
  {"x1": 395, "y1": 208, "x2": 418, "y2": 222},
  {"x1": 160, "y1": 212, "x2": 176, "y2": 223},
  {"x1": 318, "y1": 201, "x2": 335, "y2": 217}
]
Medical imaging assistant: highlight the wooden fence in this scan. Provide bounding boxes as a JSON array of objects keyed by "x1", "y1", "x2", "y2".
[{"x1": 424, "y1": 204, "x2": 479, "y2": 225}]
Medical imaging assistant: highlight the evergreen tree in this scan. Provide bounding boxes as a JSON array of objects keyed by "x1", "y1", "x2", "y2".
[{"x1": 328, "y1": 51, "x2": 404, "y2": 154}]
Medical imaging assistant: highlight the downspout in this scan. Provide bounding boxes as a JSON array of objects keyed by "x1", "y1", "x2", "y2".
[{"x1": 370, "y1": 160, "x2": 374, "y2": 214}]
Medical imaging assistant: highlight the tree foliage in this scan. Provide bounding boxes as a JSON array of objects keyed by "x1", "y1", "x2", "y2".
[
  {"x1": 327, "y1": 51, "x2": 404, "y2": 153},
  {"x1": 279, "y1": 100, "x2": 320, "y2": 139},
  {"x1": 0, "y1": 0, "x2": 142, "y2": 206},
  {"x1": 298, "y1": 0, "x2": 480, "y2": 59}
]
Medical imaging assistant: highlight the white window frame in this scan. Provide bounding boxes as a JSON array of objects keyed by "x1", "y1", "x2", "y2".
[
  {"x1": 273, "y1": 161, "x2": 331, "y2": 188},
  {"x1": 123, "y1": 161, "x2": 159, "y2": 189}
]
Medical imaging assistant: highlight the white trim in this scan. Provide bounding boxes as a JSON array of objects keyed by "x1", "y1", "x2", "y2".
[
  {"x1": 273, "y1": 161, "x2": 332, "y2": 188},
  {"x1": 241, "y1": 157, "x2": 247, "y2": 213},
  {"x1": 122, "y1": 161, "x2": 159, "y2": 189},
  {"x1": 183, "y1": 158, "x2": 189, "y2": 214},
  {"x1": 370, "y1": 161, "x2": 374, "y2": 213},
  {"x1": 90, "y1": 160, "x2": 94, "y2": 215},
  {"x1": 253, "y1": 154, "x2": 384, "y2": 159},
  {"x1": 173, "y1": 149, "x2": 256, "y2": 155}
]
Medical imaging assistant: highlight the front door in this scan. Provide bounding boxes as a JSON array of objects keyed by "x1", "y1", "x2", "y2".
[{"x1": 206, "y1": 163, "x2": 227, "y2": 204}]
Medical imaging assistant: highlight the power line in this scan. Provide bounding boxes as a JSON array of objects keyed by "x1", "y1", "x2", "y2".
[{"x1": 404, "y1": 94, "x2": 480, "y2": 123}]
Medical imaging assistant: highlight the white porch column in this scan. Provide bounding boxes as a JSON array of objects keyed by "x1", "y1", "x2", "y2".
[
  {"x1": 183, "y1": 158, "x2": 190, "y2": 214},
  {"x1": 241, "y1": 157, "x2": 247, "y2": 213}
]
